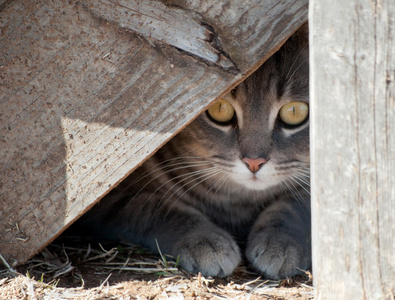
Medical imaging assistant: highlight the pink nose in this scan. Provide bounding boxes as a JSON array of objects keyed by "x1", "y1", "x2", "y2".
[{"x1": 241, "y1": 157, "x2": 268, "y2": 173}]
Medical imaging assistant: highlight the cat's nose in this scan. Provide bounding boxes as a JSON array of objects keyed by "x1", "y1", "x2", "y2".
[{"x1": 241, "y1": 157, "x2": 268, "y2": 173}]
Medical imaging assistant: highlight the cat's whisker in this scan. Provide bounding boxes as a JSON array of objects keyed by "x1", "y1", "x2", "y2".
[
  {"x1": 291, "y1": 172, "x2": 310, "y2": 185},
  {"x1": 289, "y1": 176, "x2": 310, "y2": 196},
  {"x1": 131, "y1": 154, "x2": 226, "y2": 218},
  {"x1": 298, "y1": 165, "x2": 311, "y2": 171},
  {"x1": 295, "y1": 168, "x2": 310, "y2": 176},
  {"x1": 130, "y1": 161, "x2": 216, "y2": 198},
  {"x1": 295, "y1": 170, "x2": 310, "y2": 180},
  {"x1": 130, "y1": 158, "x2": 213, "y2": 187},
  {"x1": 284, "y1": 52, "x2": 309, "y2": 88},
  {"x1": 280, "y1": 169, "x2": 309, "y2": 199},
  {"x1": 128, "y1": 149, "x2": 209, "y2": 173},
  {"x1": 132, "y1": 166, "x2": 220, "y2": 218},
  {"x1": 161, "y1": 167, "x2": 220, "y2": 194},
  {"x1": 146, "y1": 166, "x2": 219, "y2": 202},
  {"x1": 173, "y1": 170, "x2": 223, "y2": 201},
  {"x1": 203, "y1": 173, "x2": 228, "y2": 199},
  {"x1": 159, "y1": 169, "x2": 224, "y2": 217},
  {"x1": 281, "y1": 179, "x2": 302, "y2": 204},
  {"x1": 294, "y1": 176, "x2": 310, "y2": 191},
  {"x1": 296, "y1": 171, "x2": 310, "y2": 177},
  {"x1": 297, "y1": 171, "x2": 310, "y2": 177},
  {"x1": 125, "y1": 152, "x2": 195, "y2": 182},
  {"x1": 295, "y1": 176, "x2": 310, "y2": 188},
  {"x1": 284, "y1": 45, "x2": 308, "y2": 80}
]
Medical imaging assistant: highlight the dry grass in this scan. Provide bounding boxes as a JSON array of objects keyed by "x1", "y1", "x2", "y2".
[{"x1": 0, "y1": 241, "x2": 314, "y2": 299}]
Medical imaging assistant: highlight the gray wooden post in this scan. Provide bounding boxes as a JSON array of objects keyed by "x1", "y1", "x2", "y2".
[{"x1": 310, "y1": 0, "x2": 395, "y2": 299}]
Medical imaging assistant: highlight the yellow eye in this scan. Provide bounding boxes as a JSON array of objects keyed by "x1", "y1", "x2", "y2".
[
  {"x1": 279, "y1": 101, "x2": 309, "y2": 125},
  {"x1": 207, "y1": 99, "x2": 235, "y2": 123}
]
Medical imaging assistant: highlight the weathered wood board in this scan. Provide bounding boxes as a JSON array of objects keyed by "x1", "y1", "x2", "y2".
[
  {"x1": 310, "y1": 0, "x2": 395, "y2": 299},
  {"x1": 0, "y1": 0, "x2": 308, "y2": 266}
]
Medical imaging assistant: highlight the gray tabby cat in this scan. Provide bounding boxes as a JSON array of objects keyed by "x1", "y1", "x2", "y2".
[{"x1": 71, "y1": 26, "x2": 310, "y2": 279}]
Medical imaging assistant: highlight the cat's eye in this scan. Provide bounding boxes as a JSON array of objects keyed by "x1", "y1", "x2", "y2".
[
  {"x1": 207, "y1": 99, "x2": 235, "y2": 123},
  {"x1": 279, "y1": 101, "x2": 309, "y2": 126}
]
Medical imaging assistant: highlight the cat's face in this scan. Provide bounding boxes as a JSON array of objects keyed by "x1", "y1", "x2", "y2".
[{"x1": 177, "y1": 31, "x2": 309, "y2": 195}]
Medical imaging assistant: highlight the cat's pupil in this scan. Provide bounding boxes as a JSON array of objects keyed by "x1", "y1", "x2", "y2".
[
  {"x1": 279, "y1": 101, "x2": 309, "y2": 126},
  {"x1": 207, "y1": 99, "x2": 236, "y2": 124}
]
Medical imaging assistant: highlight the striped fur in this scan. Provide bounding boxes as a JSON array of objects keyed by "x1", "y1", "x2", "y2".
[{"x1": 70, "y1": 26, "x2": 311, "y2": 279}]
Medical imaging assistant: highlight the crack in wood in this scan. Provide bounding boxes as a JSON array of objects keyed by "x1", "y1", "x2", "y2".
[{"x1": 84, "y1": 0, "x2": 239, "y2": 72}]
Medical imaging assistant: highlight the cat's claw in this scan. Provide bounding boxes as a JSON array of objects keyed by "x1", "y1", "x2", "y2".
[
  {"x1": 246, "y1": 231, "x2": 311, "y2": 279},
  {"x1": 173, "y1": 232, "x2": 241, "y2": 277}
]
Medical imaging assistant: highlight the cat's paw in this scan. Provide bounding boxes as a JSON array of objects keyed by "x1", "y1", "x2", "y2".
[
  {"x1": 173, "y1": 230, "x2": 241, "y2": 277},
  {"x1": 246, "y1": 231, "x2": 311, "y2": 279}
]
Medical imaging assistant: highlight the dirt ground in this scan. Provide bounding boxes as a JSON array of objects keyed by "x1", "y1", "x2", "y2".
[{"x1": 0, "y1": 240, "x2": 314, "y2": 299}]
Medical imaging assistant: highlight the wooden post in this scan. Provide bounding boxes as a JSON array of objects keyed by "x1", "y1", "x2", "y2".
[
  {"x1": 0, "y1": 0, "x2": 308, "y2": 265},
  {"x1": 310, "y1": 0, "x2": 395, "y2": 299}
]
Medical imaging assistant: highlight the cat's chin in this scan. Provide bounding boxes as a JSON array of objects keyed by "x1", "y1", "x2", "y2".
[{"x1": 228, "y1": 174, "x2": 280, "y2": 192}]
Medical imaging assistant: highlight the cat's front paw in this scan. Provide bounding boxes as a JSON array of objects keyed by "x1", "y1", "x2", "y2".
[
  {"x1": 172, "y1": 230, "x2": 241, "y2": 277},
  {"x1": 246, "y1": 231, "x2": 311, "y2": 279}
]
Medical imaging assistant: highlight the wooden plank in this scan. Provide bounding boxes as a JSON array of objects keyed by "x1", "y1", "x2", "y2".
[
  {"x1": 84, "y1": 0, "x2": 236, "y2": 70},
  {"x1": 310, "y1": 0, "x2": 395, "y2": 299},
  {"x1": 0, "y1": 0, "x2": 308, "y2": 266}
]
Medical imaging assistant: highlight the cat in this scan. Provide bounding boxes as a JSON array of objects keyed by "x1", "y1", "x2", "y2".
[{"x1": 69, "y1": 25, "x2": 310, "y2": 279}]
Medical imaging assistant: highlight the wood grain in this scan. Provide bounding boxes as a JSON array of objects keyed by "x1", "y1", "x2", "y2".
[
  {"x1": 310, "y1": 0, "x2": 395, "y2": 298},
  {"x1": 0, "y1": 0, "x2": 307, "y2": 265},
  {"x1": 84, "y1": 0, "x2": 237, "y2": 70}
]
